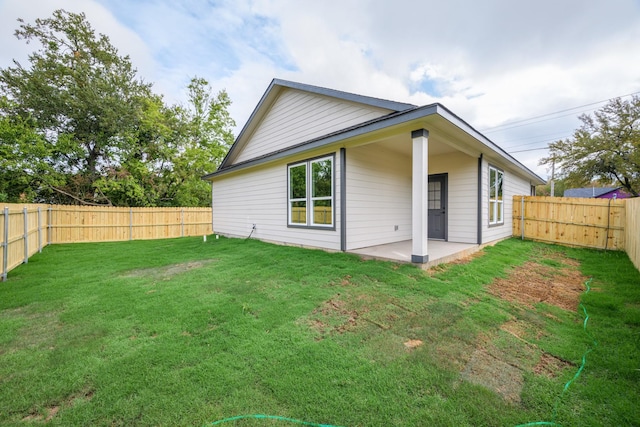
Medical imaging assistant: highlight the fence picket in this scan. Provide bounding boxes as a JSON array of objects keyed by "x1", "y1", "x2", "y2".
[
  {"x1": 1, "y1": 204, "x2": 212, "y2": 280},
  {"x1": 23, "y1": 208, "x2": 28, "y2": 264},
  {"x1": 625, "y1": 197, "x2": 640, "y2": 271},
  {"x1": 513, "y1": 196, "x2": 626, "y2": 250}
]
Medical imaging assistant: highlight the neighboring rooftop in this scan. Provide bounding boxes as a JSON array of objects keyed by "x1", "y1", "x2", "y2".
[{"x1": 564, "y1": 187, "x2": 624, "y2": 198}]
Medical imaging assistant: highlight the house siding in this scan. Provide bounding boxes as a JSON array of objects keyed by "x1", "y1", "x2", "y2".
[
  {"x1": 346, "y1": 144, "x2": 412, "y2": 250},
  {"x1": 212, "y1": 147, "x2": 534, "y2": 252},
  {"x1": 212, "y1": 150, "x2": 341, "y2": 250},
  {"x1": 481, "y1": 158, "x2": 532, "y2": 243},
  {"x1": 234, "y1": 88, "x2": 392, "y2": 164},
  {"x1": 597, "y1": 188, "x2": 630, "y2": 199},
  {"x1": 428, "y1": 151, "x2": 478, "y2": 244}
]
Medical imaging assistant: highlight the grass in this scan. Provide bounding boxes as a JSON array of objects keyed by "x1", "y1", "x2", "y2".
[{"x1": 0, "y1": 237, "x2": 638, "y2": 426}]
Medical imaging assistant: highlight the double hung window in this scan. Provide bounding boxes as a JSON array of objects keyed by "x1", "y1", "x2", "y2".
[
  {"x1": 288, "y1": 155, "x2": 333, "y2": 227},
  {"x1": 489, "y1": 166, "x2": 504, "y2": 225}
]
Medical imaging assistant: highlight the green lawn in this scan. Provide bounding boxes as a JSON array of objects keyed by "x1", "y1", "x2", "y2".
[{"x1": 0, "y1": 237, "x2": 638, "y2": 426}]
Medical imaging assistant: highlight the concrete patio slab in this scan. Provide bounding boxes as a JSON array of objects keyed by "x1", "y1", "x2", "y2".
[{"x1": 350, "y1": 240, "x2": 481, "y2": 269}]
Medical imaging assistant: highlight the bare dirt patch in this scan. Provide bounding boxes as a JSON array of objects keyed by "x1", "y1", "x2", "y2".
[
  {"x1": 329, "y1": 275, "x2": 354, "y2": 286},
  {"x1": 500, "y1": 320, "x2": 528, "y2": 339},
  {"x1": 21, "y1": 389, "x2": 94, "y2": 423},
  {"x1": 404, "y1": 339, "x2": 423, "y2": 350},
  {"x1": 308, "y1": 292, "x2": 420, "y2": 339},
  {"x1": 487, "y1": 256, "x2": 587, "y2": 311},
  {"x1": 426, "y1": 250, "x2": 486, "y2": 275},
  {"x1": 460, "y1": 251, "x2": 585, "y2": 402},
  {"x1": 310, "y1": 295, "x2": 364, "y2": 336},
  {"x1": 449, "y1": 250, "x2": 486, "y2": 266},
  {"x1": 120, "y1": 259, "x2": 216, "y2": 280},
  {"x1": 534, "y1": 352, "x2": 574, "y2": 378}
]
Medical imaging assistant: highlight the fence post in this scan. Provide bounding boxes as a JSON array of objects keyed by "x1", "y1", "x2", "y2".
[
  {"x1": 2, "y1": 207, "x2": 8, "y2": 281},
  {"x1": 181, "y1": 208, "x2": 184, "y2": 237},
  {"x1": 48, "y1": 206, "x2": 52, "y2": 245},
  {"x1": 521, "y1": 196, "x2": 525, "y2": 240},
  {"x1": 129, "y1": 208, "x2": 133, "y2": 241},
  {"x1": 23, "y1": 207, "x2": 28, "y2": 264},
  {"x1": 37, "y1": 207, "x2": 42, "y2": 253}
]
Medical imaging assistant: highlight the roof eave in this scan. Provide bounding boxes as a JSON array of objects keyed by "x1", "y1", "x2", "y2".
[
  {"x1": 203, "y1": 105, "x2": 433, "y2": 180},
  {"x1": 204, "y1": 100, "x2": 545, "y2": 186},
  {"x1": 435, "y1": 105, "x2": 545, "y2": 184}
]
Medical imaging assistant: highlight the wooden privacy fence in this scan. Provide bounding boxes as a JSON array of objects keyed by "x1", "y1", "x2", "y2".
[
  {"x1": 625, "y1": 197, "x2": 640, "y2": 271},
  {"x1": 1, "y1": 204, "x2": 49, "y2": 281},
  {"x1": 513, "y1": 196, "x2": 626, "y2": 250},
  {"x1": 291, "y1": 206, "x2": 332, "y2": 225},
  {"x1": 1, "y1": 204, "x2": 212, "y2": 281}
]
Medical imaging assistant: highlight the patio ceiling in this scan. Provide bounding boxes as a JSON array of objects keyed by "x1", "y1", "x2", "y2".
[{"x1": 374, "y1": 134, "x2": 461, "y2": 157}]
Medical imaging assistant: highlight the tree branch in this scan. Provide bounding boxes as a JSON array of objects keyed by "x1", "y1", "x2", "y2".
[{"x1": 48, "y1": 184, "x2": 104, "y2": 206}]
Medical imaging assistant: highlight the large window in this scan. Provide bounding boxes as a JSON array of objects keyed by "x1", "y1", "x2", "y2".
[
  {"x1": 489, "y1": 166, "x2": 504, "y2": 225},
  {"x1": 288, "y1": 155, "x2": 333, "y2": 227}
]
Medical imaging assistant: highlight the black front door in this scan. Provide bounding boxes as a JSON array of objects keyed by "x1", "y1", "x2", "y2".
[{"x1": 428, "y1": 174, "x2": 447, "y2": 240}]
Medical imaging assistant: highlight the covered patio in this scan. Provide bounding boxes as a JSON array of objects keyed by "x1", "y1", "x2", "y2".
[{"x1": 350, "y1": 240, "x2": 483, "y2": 269}]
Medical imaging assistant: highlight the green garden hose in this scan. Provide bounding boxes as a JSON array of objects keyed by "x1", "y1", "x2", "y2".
[
  {"x1": 208, "y1": 414, "x2": 344, "y2": 426},
  {"x1": 515, "y1": 277, "x2": 597, "y2": 427}
]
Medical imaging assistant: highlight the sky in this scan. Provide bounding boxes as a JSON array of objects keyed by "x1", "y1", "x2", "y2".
[{"x1": 1, "y1": 0, "x2": 639, "y2": 179}]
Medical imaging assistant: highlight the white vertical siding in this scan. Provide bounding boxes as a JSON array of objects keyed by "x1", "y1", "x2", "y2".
[
  {"x1": 212, "y1": 151, "x2": 341, "y2": 250},
  {"x1": 345, "y1": 144, "x2": 412, "y2": 250},
  {"x1": 234, "y1": 89, "x2": 392, "y2": 163},
  {"x1": 428, "y1": 152, "x2": 479, "y2": 244},
  {"x1": 481, "y1": 158, "x2": 533, "y2": 243}
]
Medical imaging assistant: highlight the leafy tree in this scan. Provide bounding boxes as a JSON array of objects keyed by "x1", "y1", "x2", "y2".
[
  {"x1": 541, "y1": 96, "x2": 640, "y2": 197},
  {"x1": 535, "y1": 180, "x2": 567, "y2": 197},
  {"x1": 0, "y1": 98, "x2": 51, "y2": 202},
  {"x1": 0, "y1": 10, "x2": 235, "y2": 206},
  {"x1": 93, "y1": 94, "x2": 179, "y2": 206},
  {"x1": 0, "y1": 10, "x2": 153, "y2": 204},
  {"x1": 94, "y1": 78, "x2": 235, "y2": 207},
  {"x1": 169, "y1": 77, "x2": 235, "y2": 206}
]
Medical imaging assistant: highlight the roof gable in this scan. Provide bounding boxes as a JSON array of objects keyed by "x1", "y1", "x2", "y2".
[{"x1": 220, "y1": 79, "x2": 416, "y2": 167}]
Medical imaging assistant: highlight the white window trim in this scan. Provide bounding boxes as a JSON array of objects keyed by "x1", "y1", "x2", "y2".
[
  {"x1": 288, "y1": 163, "x2": 308, "y2": 226},
  {"x1": 287, "y1": 155, "x2": 334, "y2": 229},
  {"x1": 489, "y1": 165, "x2": 504, "y2": 226}
]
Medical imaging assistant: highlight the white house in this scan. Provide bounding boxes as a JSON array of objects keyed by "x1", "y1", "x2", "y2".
[{"x1": 203, "y1": 79, "x2": 544, "y2": 263}]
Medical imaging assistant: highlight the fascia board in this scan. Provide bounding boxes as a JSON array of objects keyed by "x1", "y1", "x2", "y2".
[{"x1": 217, "y1": 79, "x2": 281, "y2": 169}]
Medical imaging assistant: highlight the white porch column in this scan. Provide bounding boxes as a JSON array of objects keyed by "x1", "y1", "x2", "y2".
[{"x1": 411, "y1": 129, "x2": 429, "y2": 263}]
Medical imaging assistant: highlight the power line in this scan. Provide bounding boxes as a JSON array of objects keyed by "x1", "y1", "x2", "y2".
[
  {"x1": 481, "y1": 103, "x2": 598, "y2": 133},
  {"x1": 502, "y1": 133, "x2": 572, "y2": 150},
  {"x1": 480, "y1": 90, "x2": 640, "y2": 133},
  {"x1": 501, "y1": 130, "x2": 572, "y2": 144},
  {"x1": 510, "y1": 147, "x2": 550, "y2": 154},
  {"x1": 483, "y1": 110, "x2": 590, "y2": 133}
]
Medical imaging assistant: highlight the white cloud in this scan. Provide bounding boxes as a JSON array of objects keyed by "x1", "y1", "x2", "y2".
[
  {"x1": 2, "y1": 0, "x2": 640, "y2": 179},
  {"x1": 0, "y1": 0, "x2": 153, "y2": 72}
]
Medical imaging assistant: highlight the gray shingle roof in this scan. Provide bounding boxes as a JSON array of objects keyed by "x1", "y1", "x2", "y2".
[
  {"x1": 271, "y1": 79, "x2": 417, "y2": 112},
  {"x1": 563, "y1": 187, "x2": 620, "y2": 198}
]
